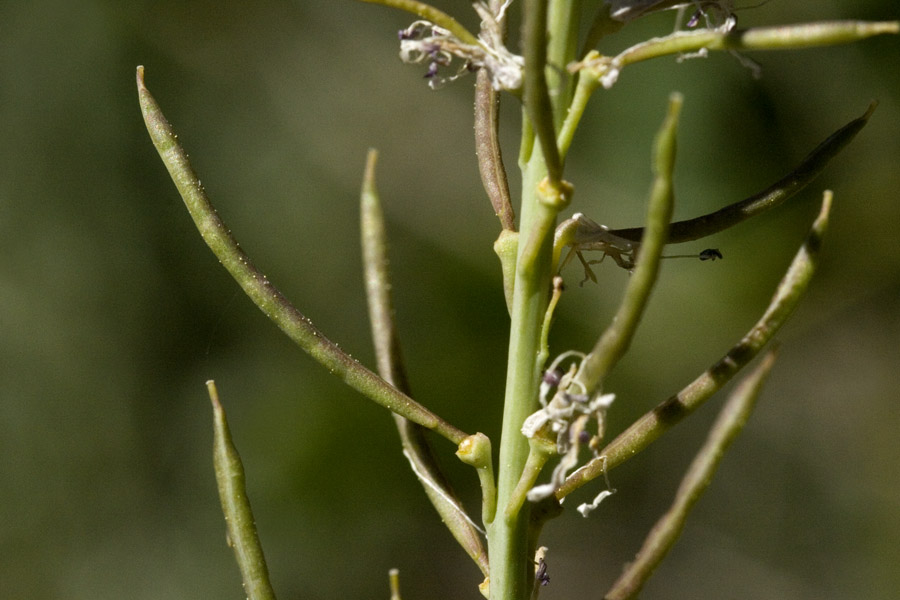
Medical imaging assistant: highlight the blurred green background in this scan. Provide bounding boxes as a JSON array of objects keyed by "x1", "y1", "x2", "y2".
[{"x1": 1, "y1": 1, "x2": 898, "y2": 598}]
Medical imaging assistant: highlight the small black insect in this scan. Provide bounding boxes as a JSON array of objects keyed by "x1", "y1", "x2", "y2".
[{"x1": 699, "y1": 248, "x2": 723, "y2": 261}]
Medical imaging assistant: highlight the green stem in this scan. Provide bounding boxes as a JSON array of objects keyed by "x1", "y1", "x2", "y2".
[
  {"x1": 581, "y1": 21, "x2": 899, "y2": 83},
  {"x1": 457, "y1": 433, "x2": 499, "y2": 527},
  {"x1": 494, "y1": 230, "x2": 520, "y2": 315},
  {"x1": 208, "y1": 381, "x2": 277, "y2": 600},
  {"x1": 489, "y1": 3, "x2": 584, "y2": 595},
  {"x1": 490, "y1": 156, "x2": 554, "y2": 600},
  {"x1": 522, "y1": 0, "x2": 562, "y2": 186},
  {"x1": 546, "y1": 0, "x2": 581, "y2": 131},
  {"x1": 537, "y1": 276, "x2": 565, "y2": 368},
  {"x1": 557, "y1": 71, "x2": 600, "y2": 162},
  {"x1": 137, "y1": 67, "x2": 467, "y2": 446},
  {"x1": 728, "y1": 20, "x2": 899, "y2": 49},
  {"x1": 504, "y1": 438, "x2": 555, "y2": 522}
]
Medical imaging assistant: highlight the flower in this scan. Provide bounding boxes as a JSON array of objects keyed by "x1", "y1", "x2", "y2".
[{"x1": 397, "y1": 2, "x2": 524, "y2": 91}]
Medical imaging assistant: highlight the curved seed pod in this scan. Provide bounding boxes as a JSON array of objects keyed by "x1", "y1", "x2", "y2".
[
  {"x1": 361, "y1": 151, "x2": 489, "y2": 576},
  {"x1": 610, "y1": 103, "x2": 875, "y2": 244},
  {"x1": 137, "y1": 67, "x2": 467, "y2": 445}
]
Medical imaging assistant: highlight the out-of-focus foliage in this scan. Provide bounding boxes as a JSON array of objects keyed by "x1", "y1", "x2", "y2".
[{"x1": 0, "y1": 1, "x2": 897, "y2": 598}]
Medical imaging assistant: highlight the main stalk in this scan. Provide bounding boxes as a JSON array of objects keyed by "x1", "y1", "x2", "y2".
[{"x1": 488, "y1": 3, "x2": 581, "y2": 598}]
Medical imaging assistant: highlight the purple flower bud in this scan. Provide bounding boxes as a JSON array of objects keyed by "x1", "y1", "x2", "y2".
[{"x1": 542, "y1": 369, "x2": 563, "y2": 387}]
